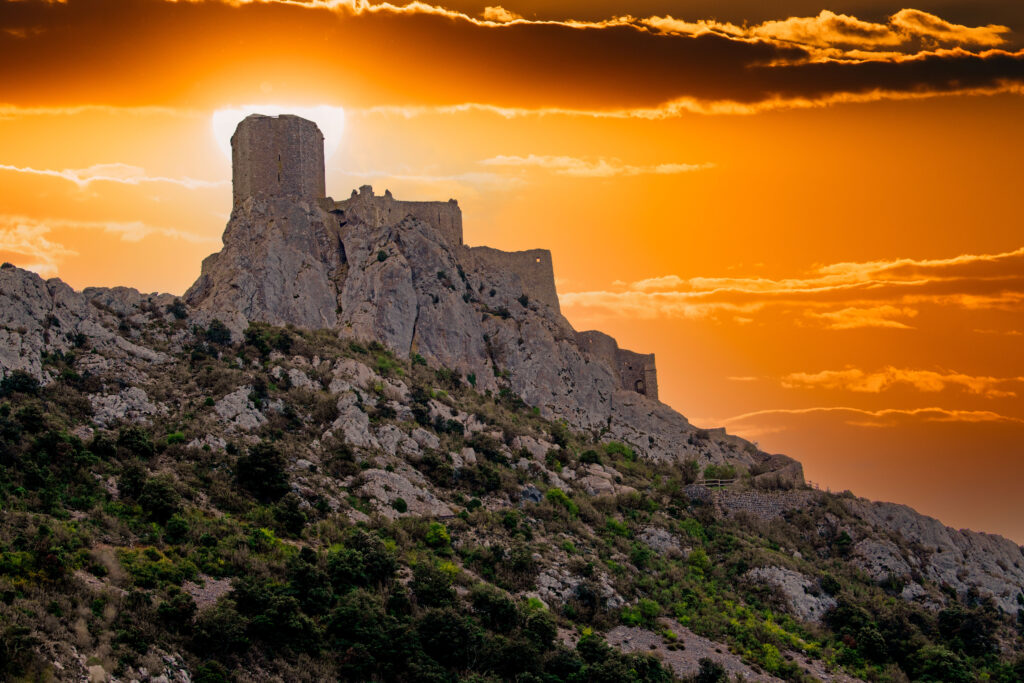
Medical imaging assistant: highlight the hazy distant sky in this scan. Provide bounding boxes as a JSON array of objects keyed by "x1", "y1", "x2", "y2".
[{"x1": 2, "y1": 0, "x2": 1023, "y2": 540}]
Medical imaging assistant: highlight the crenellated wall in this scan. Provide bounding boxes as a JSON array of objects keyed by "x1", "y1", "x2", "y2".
[
  {"x1": 322, "y1": 185, "x2": 463, "y2": 248},
  {"x1": 232, "y1": 114, "x2": 325, "y2": 206},
  {"x1": 466, "y1": 246, "x2": 560, "y2": 313},
  {"x1": 617, "y1": 349, "x2": 658, "y2": 399},
  {"x1": 577, "y1": 330, "x2": 659, "y2": 400}
]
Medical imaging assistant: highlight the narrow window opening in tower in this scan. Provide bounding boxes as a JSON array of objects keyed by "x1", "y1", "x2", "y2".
[
  {"x1": 535, "y1": 257, "x2": 541, "y2": 263},
  {"x1": 635, "y1": 379, "x2": 646, "y2": 394},
  {"x1": 277, "y1": 153, "x2": 281, "y2": 183}
]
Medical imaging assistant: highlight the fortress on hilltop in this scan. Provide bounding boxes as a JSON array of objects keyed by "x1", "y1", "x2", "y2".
[{"x1": 229, "y1": 113, "x2": 659, "y2": 399}]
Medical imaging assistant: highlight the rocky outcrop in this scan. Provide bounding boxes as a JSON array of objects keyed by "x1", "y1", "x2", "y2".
[
  {"x1": 744, "y1": 566, "x2": 837, "y2": 624},
  {"x1": 0, "y1": 263, "x2": 170, "y2": 384},
  {"x1": 846, "y1": 499, "x2": 1024, "y2": 613},
  {"x1": 186, "y1": 197, "x2": 344, "y2": 335}
]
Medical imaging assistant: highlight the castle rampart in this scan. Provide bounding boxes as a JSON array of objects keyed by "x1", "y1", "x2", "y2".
[
  {"x1": 577, "y1": 330, "x2": 659, "y2": 399},
  {"x1": 322, "y1": 185, "x2": 463, "y2": 248},
  {"x1": 232, "y1": 114, "x2": 325, "y2": 206},
  {"x1": 228, "y1": 113, "x2": 653, "y2": 400},
  {"x1": 466, "y1": 246, "x2": 560, "y2": 313}
]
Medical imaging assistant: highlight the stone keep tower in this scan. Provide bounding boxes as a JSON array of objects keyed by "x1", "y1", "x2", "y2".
[{"x1": 231, "y1": 114, "x2": 326, "y2": 206}]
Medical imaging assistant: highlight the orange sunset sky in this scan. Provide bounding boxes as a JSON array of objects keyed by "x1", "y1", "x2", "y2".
[{"x1": 2, "y1": 0, "x2": 1023, "y2": 540}]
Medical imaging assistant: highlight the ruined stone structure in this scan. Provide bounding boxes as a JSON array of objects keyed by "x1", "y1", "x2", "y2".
[
  {"x1": 321, "y1": 185, "x2": 463, "y2": 249},
  {"x1": 577, "y1": 330, "x2": 659, "y2": 399},
  {"x1": 465, "y1": 246, "x2": 560, "y2": 313},
  {"x1": 232, "y1": 114, "x2": 325, "y2": 206},
  {"x1": 220, "y1": 113, "x2": 658, "y2": 400}
]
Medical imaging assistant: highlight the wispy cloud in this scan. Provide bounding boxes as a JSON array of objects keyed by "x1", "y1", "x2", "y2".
[
  {"x1": 721, "y1": 405, "x2": 1024, "y2": 427},
  {"x1": 0, "y1": 220, "x2": 77, "y2": 277},
  {"x1": 359, "y1": 80, "x2": 1024, "y2": 120},
  {"x1": 807, "y1": 305, "x2": 918, "y2": 330},
  {"x1": 561, "y1": 245, "x2": 1024, "y2": 328},
  {"x1": 154, "y1": 2, "x2": 1010, "y2": 56},
  {"x1": 782, "y1": 366, "x2": 1024, "y2": 398},
  {"x1": 643, "y1": 9, "x2": 1009, "y2": 57},
  {"x1": 0, "y1": 163, "x2": 227, "y2": 190},
  {"x1": 479, "y1": 155, "x2": 712, "y2": 178},
  {"x1": 0, "y1": 104, "x2": 196, "y2": 121},
  {"x1": 0, "y1": 215, "x2": 215, "y2": 276}
]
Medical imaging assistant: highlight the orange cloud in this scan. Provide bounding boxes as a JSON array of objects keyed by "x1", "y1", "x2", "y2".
[
  {"x1": 890, "y1": 9, "x2": 1010, "y2": 47},
  {"x1": 806, "y1": 305, "x2": 918, "y2": 330},
  {"x1": 643, "y1": 9, "x2": 1009, "y2": 57},
  {"x1": 0, "y1": 218, "x2": 77, "y2": 276},
  {"x1": 478, "y1": 154, "x2": 712, "y2": 177},
  {"x1": 481, "y1": 6, "x2": 521, "y2": 23},
  {"x1": 782, "y1": 366, "x2": 1024, "y2": 398},
  {"x1": 720, "y1": 405, "x2": 1024, "y2": 427},
  {"x1": 0, "y1": 214, "x2": 215, "y2": 276},
  {"x1": 0, "y1": 162, "x2": 227, "y2": 190},
  {"x1": 560, "y1": 244, "x2": 1024, "y2": 326},
  {"x1": 4, "y1": 1, "x2": 1023, "y2": 115}
]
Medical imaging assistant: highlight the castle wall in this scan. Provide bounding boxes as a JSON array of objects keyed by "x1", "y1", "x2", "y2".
[
  {"x1": 616, "y1": 349, "x2": 659, "y2": 400},
  {"x1": 325, "y1": 186, "x2": 463, "y2": 248},
  {"x1": 577, "y1": 330, "x2": 619, "y2": 368},
  {"x1": 576, "y1": 330, "x2": 659, "y2": 400},
  {"x1": 232, "y1": 114, "x2": 325, "y2": 206},
  {"x1": 467, "y1": 246, "x2": 560, "y2": 313}
]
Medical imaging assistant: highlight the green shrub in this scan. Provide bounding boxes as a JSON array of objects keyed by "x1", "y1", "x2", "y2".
[
  {"x1": 604, "y1": 441, "x2": 636, "y2": 461},
  {"x1": 620, "y1": 598, "x2": 660, "y2": 627},
  {"x1": 392, "y1": 497, "x2": 408, "y2": 513},
  {"x1": 118, "y1": 426, "x2": 155, "y2": 458},
  {"x1": 236, "y1": 441, "x2": 290, "y2": 503},
  {"x1": 411, "y1": 562, "x2": 455, "y2": 608},
  {"x1": 425, "y1": 521, "x2": 451, "y2": 548},
  {"x1": 164, "y1": 515, "x2": 190, "y2": 544},
  {"x1": 166, "y1": 431, "x2": 186, "y2": 445},
  {"x1": 166, "y1": 299, "x2": 188, "y2": 320},
  {"x1": 703, "y1": 463, "x2": 736, "y2": 480},
  {"x1": 273, "y1": 493, "x2": 308, "y2": 536},
  {"x1": 0, "y1": 370, "x2": 40, "y2": 397},
  {"x1": 545, "y1": 488, "x2": 578, "y2": 516},
  {"x1": 204, "y1": 319, "x2": 232, "y2": 345},
  {"x1": 118, "y1": 548, "x2": 197, "y2": 587},
  {"x1": 681, "y1": 458, "x2": 700, "y2": 484},
  {"x1": 139, "y1": 476, "x2": 181, "y2": 524}
]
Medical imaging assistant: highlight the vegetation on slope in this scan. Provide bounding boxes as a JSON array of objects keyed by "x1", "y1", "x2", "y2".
[{"x1": 0, "y1": 319, "x2": 1022, "y2": 682}]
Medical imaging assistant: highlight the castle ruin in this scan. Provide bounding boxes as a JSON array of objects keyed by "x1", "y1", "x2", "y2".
[
  {"x1": 229, "y1": 113, "x2": 657, "y2": 399},
  {"x1": 232, "y1": 114, "x2": 326, "y2": 206},
  {"x1": 576, "y1": 330, "x2": 659, "y2": 399}
]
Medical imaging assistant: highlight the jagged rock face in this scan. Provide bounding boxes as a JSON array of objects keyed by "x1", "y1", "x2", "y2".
[
  {"x1": 186, "y1": 197, "x2": 344, "y2": 333},
  {"x1": 180, "y1": 191, "x2": 791, "y2": 469},
  {"x1": 0, "y1": 264, "x2": 169, "y2": 383},
  {"x1": 847, "y1": 499, "x2": 1024, "y2": 614}
]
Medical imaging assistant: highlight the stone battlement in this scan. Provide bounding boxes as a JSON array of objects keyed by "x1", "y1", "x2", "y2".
[
  {"x1": 232, "y1": 114, "x2": 325, "y2": 206},
  {"x1": 577, "y1": 330, "x2": 659, "y2": 399},
  {"x1": 465, "y1": 246, "x2": 560, "y2": 313},
  {"x1": 321, "y1": 185, "x2": 463, "y2": 249}
]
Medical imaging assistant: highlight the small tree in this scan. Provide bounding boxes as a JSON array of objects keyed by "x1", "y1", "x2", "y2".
[
  {"x1": 205, "y1": 319, "x2": 232, "y2": 345},
  {"x1": 139, "y1": 476, "x2": 181, "y2": 524},
  {"x1": 236, "y1": 441, "x2": 290, "y2": 502}
]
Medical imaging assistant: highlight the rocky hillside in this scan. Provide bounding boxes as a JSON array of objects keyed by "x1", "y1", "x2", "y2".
[
  {"x1": 1, "y1": 256, "x2": 1023, "y2": 682},
  {"x1": 0, "y1": 115, "x2": 1021, "y2": 681}
]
